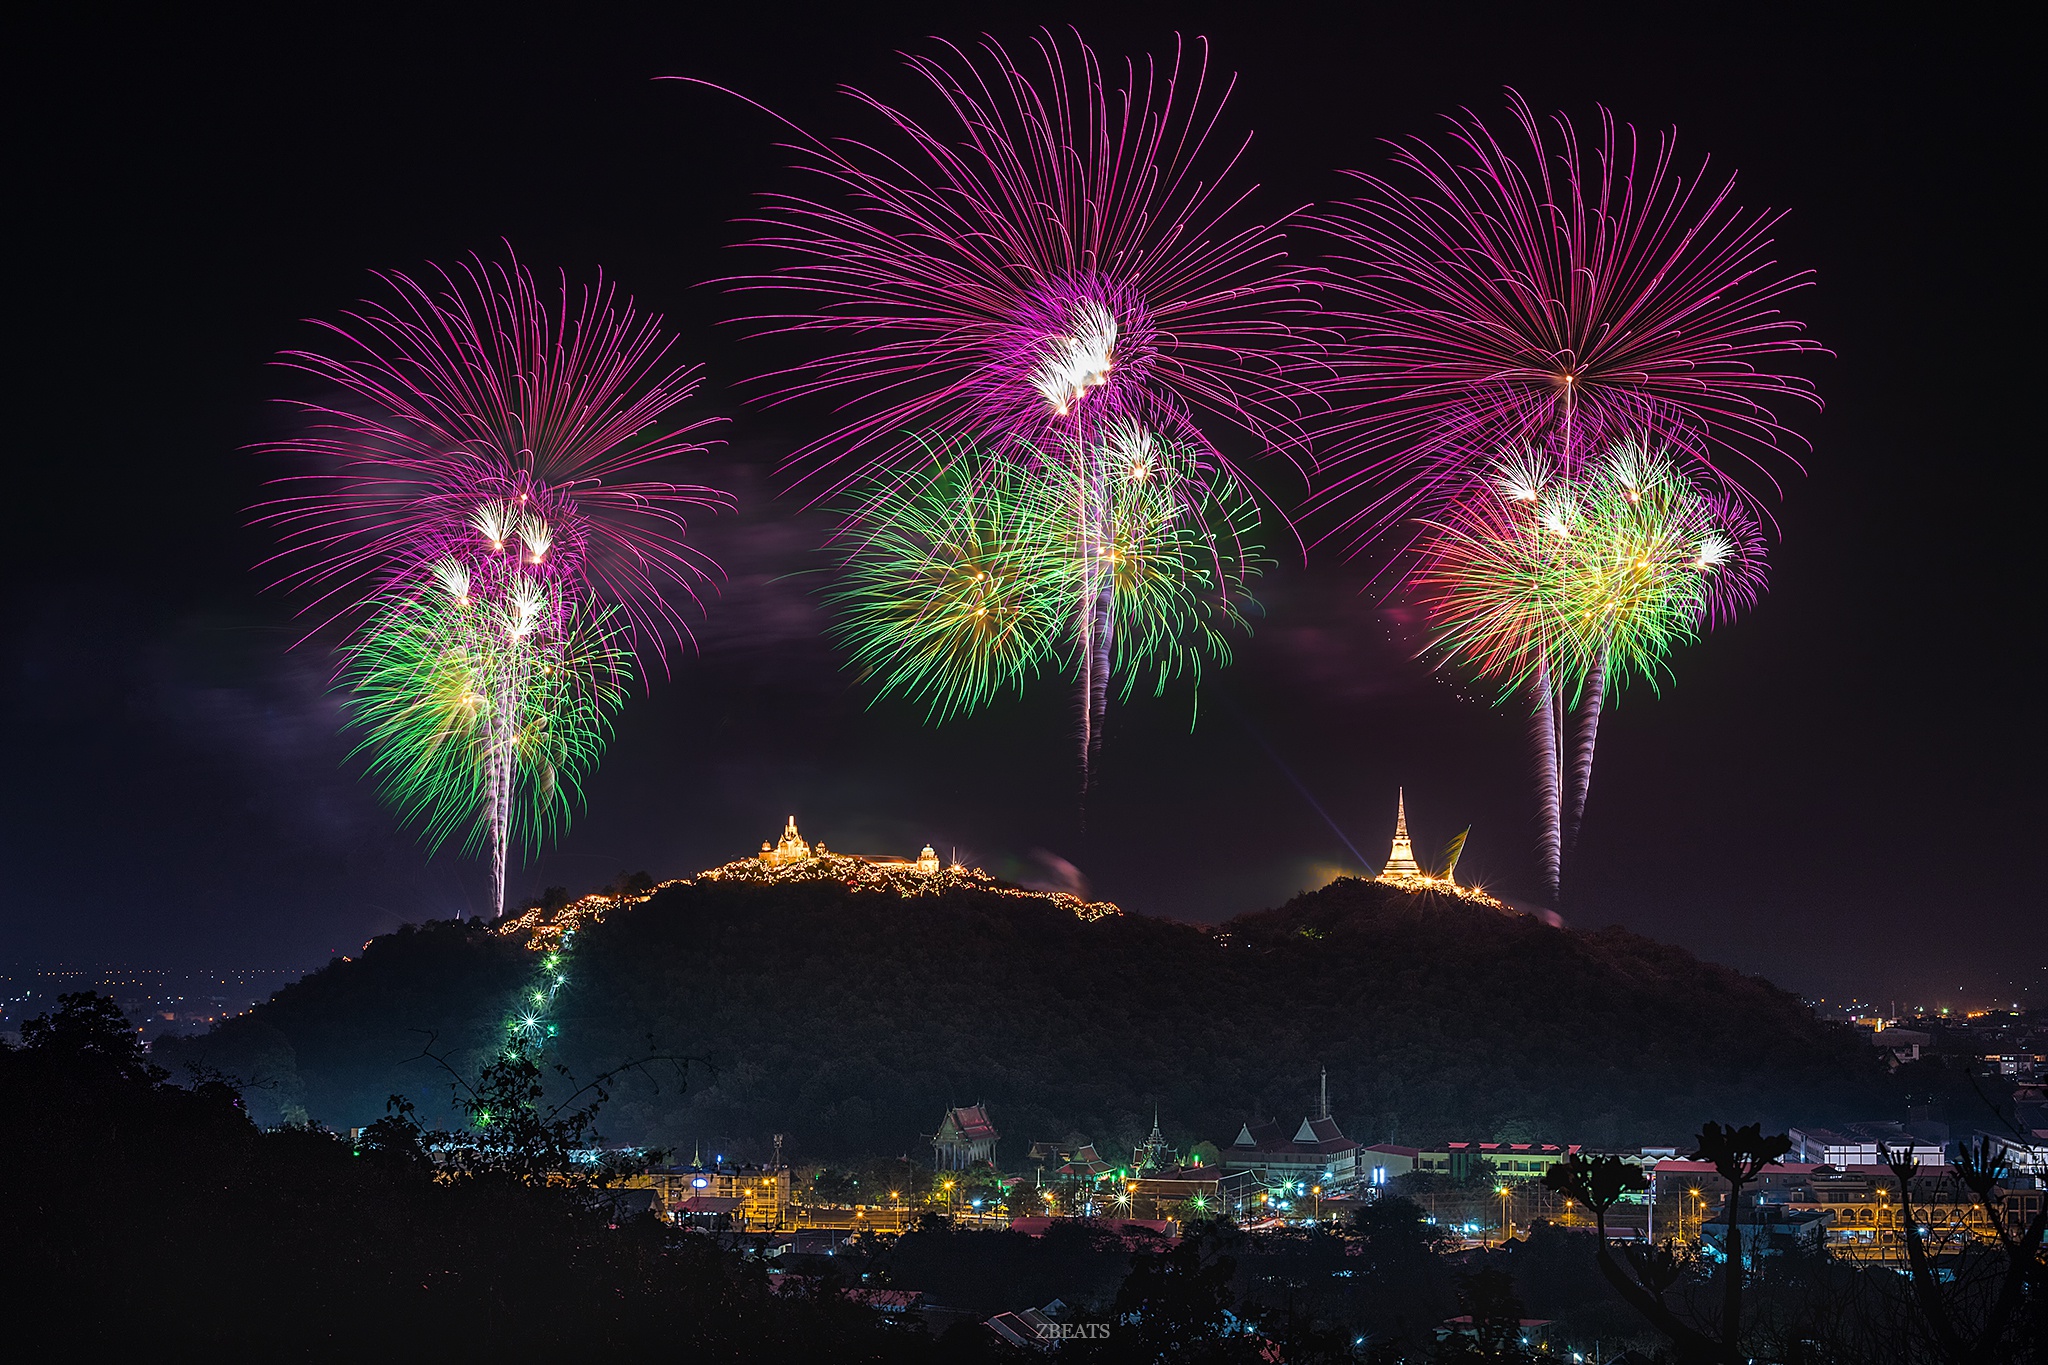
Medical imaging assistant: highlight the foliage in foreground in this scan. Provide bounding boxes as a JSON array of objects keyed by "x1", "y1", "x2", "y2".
[{"x1": 0, "y1": 994, "x2": 924, "y2": 1359}]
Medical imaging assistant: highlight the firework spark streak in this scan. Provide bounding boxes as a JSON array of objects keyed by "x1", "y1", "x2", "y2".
[
  {"x1": 258, "y1": 253, "x2": 730, "y2": 914},
  {"x1": 257, "y1": 252, "x2": 731, "y2": 667},
  {"x1": 345, "y1": 562, "x2": 632, "y2": 913},
  {"x1": 830, "y1": 429, "x2": 1265, "y2": 766},
  {"x1": 676, "y1": 30, "x2": 1312, "y2": 500},
  {"x1": 1412, "y1": 436, "x2": 1764, "y2": 903},
  {"x1": 1306, "y1": 91, "x2": 1821, "y2": 556}
]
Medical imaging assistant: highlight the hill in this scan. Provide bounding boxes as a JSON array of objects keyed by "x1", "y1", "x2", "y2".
[{"x1": 156, "y1": 874, "x2": 1890, "y2": 1163}]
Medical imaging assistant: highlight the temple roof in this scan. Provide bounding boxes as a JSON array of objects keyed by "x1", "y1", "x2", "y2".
[{"x1": 938, "y1": 1105, "x2": 998, "y2": 1142}]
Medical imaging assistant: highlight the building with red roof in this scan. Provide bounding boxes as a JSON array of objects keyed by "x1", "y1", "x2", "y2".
[{"x1": 933, "y1": 1104, "x2": 999, "y2": 1170}]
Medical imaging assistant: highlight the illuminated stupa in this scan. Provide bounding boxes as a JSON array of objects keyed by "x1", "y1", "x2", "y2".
[
  {"x1": 1380, "y1": 789, "x2": 1423, "y2": 877},
  {"x1": 1371, "y1": 790, "x2": 1499, "y2": 906}
]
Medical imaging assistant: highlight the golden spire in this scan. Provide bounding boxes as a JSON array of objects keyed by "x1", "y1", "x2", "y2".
[{"x1": 1381, "y1": 788, "x2": 1422, "y2": 877}]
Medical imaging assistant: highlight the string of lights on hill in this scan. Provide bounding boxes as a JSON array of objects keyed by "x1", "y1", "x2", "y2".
[{"x1": 494, "y1": 822, "x2": 1126, "y2": 954}]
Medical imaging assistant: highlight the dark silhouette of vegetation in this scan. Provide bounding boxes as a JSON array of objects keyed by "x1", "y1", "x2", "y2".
[
  {"x1": 156, "y1": 876, "x2": 1891, "y2": 1156},
  {"x1": 1881, "y1": 1137, "x2": 2046, "y2": 1364},
  {"x1": 1437, "y1": 1265, "x2": 1533, "y2": 1362},
  {"x1": 1543, "y1": 1122, "x2": 1795, "y2": 1364},
  {"x1": 0, "y1": 993, "x2": 934, "y2": 1358},
  {"x1": 1694, "y1": 1120, "x2": 1795, "y2": 1352},
  {"x1": 1549, "y1": 1124, "x2": 2044, "y2": 1364}
]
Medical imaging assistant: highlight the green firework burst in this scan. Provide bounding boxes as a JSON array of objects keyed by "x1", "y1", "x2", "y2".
[
  {"x1": 343, "y1": 561, "x2": 631, "y2": 862},
  {"x1": 831, "y1": 429, "x2": 1265, "y2": 723}
]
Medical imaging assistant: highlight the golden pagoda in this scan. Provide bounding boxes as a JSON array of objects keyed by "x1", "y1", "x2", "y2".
[{"x1": 1380, "y1": 789, "x2": 1423, "y2": 877}]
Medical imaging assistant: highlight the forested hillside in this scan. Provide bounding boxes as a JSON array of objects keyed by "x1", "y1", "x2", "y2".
[{"x1": 157, "y1": 876, "x2": 1889, "y2": 1162}]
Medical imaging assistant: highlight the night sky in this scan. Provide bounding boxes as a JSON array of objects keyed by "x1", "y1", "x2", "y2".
[{"x1": 8, "y1": 5, "x2": 2038, "y2": 1006}]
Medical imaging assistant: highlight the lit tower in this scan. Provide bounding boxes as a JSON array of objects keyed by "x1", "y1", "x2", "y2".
[
  {"x1": 1380, "y1": 789, "x2": 1423, "y2": 877},
  {"x1": 1134, "y1": 1106, "x2": 1170, "y2": 1171}
]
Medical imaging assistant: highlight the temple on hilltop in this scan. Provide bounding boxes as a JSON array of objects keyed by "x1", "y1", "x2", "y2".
[
  {"x1": 1375, "y1": 789, "x2": 1471, "y2": 887},
  {"x1": 759, "y1": 816, "x2": 812, "y2": 867},
  {"x1": 755, "y1": 816, "x2": 941, "y2": 874},
  {"x1": 682, "y1": 817, "x2": 1122, "y2": 920},
  {"x1": 1367, "y1": 790, "x2": 1502, "y2": 907}
]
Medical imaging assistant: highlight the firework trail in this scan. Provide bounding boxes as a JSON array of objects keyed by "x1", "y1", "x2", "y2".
[
  {"x1": 1413, "y1": 436, "x2": 1765, "y2": 903},
  {"x1": 258, "y1": 252, "x2": 731, "y2": 668},
  {"x1": 831, "y1": 427, "x2": 1265, "y2": 759},
  {"x1": 683, "y1": 30, "x2": 1307, "y2": 787},
  {"x1": 346, "y1": 563, "x2": 631, "y2": 914},
  {"x1": 1306, "y1": 93, "x2": 1816, "y2": 902},
  {"x1": 258, "y1": 252, "x2": 731, "y2": 914}
]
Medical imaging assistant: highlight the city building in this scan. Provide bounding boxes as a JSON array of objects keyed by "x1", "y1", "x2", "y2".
[
  {"x1": 1221, "y1": 1068, "x2": 1361, "y2": 1187},
  {"x1": 1412, "y1": 1141, "x2": 1581, "y2": 1183},
  {"x1": 1132, "y1": 1109, "x2": 1171, "y2": 1172},
  {"x1": 1648, "y1": 1157, "x2": 2045, "y2": 1264},
  {"x1": 643, "y1": 1159, "x2": 793, "y2": 1230},
  {"x1": 1122, "y1": 1165, "x2": 1257, "y2": 1221},
  {"x1": 986, "y1": 1305, "x2": 1062, "y2": 1350},
  {"x1": 1361, "y1": 1144, "x2": 1420, "y2": 1187},
  {"x1": 1223, "y1": 1117, "x2": 1360, "y2": 1187},
  {"x1": 933, "y1": 1104, "x2": 1000, "y2": 1170},
  {"x1": 1054, "y1": 1143, "x2": 1113, "y2": 1181},
  {"x1": 1701, "y1": 1205, "x2": 1831, "y2": 1261},
  {"x1": 1788, "y1": 1123, "x2": 1946, "y2": 1167}
]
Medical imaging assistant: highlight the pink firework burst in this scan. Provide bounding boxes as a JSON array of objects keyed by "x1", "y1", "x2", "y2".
[
  {"x1": 256, "y1": 251, "x2": 732, "y2": 669},
  {"x1": 1305, "y1": 90, "x2": 1822, "y2": 556},
  {"x1": 681, "y1": 29, "x2": 1313, "y2": 497}
]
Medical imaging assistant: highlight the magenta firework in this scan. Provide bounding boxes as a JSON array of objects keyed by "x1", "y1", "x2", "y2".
[
  {"x1": 696, "y1": 30, "x2": 1310, "y2": 496},
  {"x1": 257, "y1": 252, "x2": 732, "y2": 667},
  {"x1": 1306, "y1": 91, "x2": 1822, "y2": 553},
  {"x1": 258, "y1": 253, "x2": 731, "y2": 917}
]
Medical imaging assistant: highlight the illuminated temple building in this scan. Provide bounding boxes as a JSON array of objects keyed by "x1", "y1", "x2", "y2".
[
  {"x1": 498, "y1": 816, "x2": 1123, "y2": 949},
  {"x1": 757, "y1": 816, "x2": 940, "y2": 874},
  {"x1": 1371, "y1": 789, "x2": 1502, "y2": 907},
  {"x1": 1379, "y1": 789, "x2": 1425, "y2": 877}
]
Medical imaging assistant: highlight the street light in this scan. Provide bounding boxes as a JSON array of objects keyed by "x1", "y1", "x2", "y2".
[{"x1": 1497, "y1": 1185, "x2": 1512, "y2": 1242}]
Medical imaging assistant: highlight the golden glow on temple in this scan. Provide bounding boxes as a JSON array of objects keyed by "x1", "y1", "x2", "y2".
[
  {"x1": 704, "y1": 817, "x2": 1117, "y2": 920},
  {"x1": 498, "y1": 817, "x2": 1121, "y2": 948},
  {"x1": 1371, "y1": 789, "x2": 1504, "y2": 908}
]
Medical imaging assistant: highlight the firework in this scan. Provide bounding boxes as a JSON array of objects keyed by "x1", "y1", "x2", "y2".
[
  {"x1": 831, "y1": 447, "x2": 1068, "y2": 723},
  {"x1": 688, "y1": 30, "x2": 1308, "y2": 497},
  {"x1": 831, "y1": 428, "x2": 1264, "y2": 750},
  {"x1": 1038, "y1": 422, "x2": 1266, "y2": 755},
  {"x1": 1412, "y1": 435, "x2": 1764, "y2": 900},
  {"x1": 1306, "y1": 91, "x2": 1821, "y2": 554},
  {"x1": 343, "y1": 549, "x2": 632, "y2": 915},
  {"x1": 261, "y1": 252, "x2": 728, "y2": 913},
  {"x1": 258, "y1": 252, "x2": 731, "y2": 667}
]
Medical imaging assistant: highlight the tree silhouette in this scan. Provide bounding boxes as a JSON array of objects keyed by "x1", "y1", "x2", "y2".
[
  {"x1": 1545, "y1": 1124, "x2": 1795, "y2": 1365},
  {"x1": 1692, "y1": 1120, "x2": 1793, "y2": 1351},
  {"x1": 1881, "y1": 1137, "x2": 2045, "y2": 1364}
]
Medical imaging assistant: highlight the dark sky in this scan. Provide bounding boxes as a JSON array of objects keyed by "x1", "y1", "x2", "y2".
[{"x1": 7, "y1": 4, "x2": 2039, "y2": 1006}]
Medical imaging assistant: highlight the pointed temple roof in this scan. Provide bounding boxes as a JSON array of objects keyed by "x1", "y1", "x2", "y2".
[{"x1": 1381, "y1": 788, "x2": 1422, "y2": 877}]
